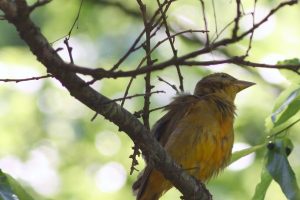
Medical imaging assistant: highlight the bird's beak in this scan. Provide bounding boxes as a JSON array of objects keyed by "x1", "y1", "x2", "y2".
[{"x1": 235, "y1": 80, "x2": 255, "y2": 91}]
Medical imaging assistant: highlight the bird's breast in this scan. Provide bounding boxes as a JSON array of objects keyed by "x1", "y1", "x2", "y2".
[{"x1": 166, "y1": 100, "x2": 235, "y2": 181}]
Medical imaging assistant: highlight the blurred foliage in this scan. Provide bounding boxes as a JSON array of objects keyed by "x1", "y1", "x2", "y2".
[{"x1": 0, "y1": 0, "x2": 300, "y2": 200}]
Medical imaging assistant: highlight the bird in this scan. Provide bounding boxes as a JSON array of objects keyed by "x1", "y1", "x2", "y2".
[{"x1": 132, "y1": 72, "x2": 255, "y2": 200}]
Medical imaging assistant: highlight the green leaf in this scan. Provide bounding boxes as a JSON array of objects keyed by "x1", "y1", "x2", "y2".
[
  {"x1": 278, "y1": 58, "x2": 300, "y2": 84},
  {"x1": 0, "y1": 169, "x2": 35, "y2": 200},
  {"x1": 266, "y1": 139, "x2": 300, "y2": 200},
  {"x1": 271, "y1": 87, "x2": 300, "y2": 123},
  {"x1": 273, "y1": 94, "x2": 300, "y2": 127},
  {"x1": 230, "y1": 143, "x2": 266, "y2": 164},
  {"x1": 277, "y1": 58, "x2": 300, "y2": 66},
  {"x1": 272, "y1": 85, "x2": 300, "y2": 113},
  {"x1": 265, "y1": 85, "x2": 300, "y2": 134},
  {"x1": 252, "y1": 166, "x2": 273, "y2": 200}
]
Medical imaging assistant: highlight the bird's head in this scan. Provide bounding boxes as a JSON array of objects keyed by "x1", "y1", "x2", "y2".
[{"x1": 194, "y1": 73, "x2": 255, "y2": 101}]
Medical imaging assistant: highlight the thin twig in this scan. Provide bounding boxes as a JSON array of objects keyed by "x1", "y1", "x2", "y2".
[
  {"x1": 137, "y1": 0, "x2": 152, "y2": 130},
  {"x1": 245, "y1": 0, "x2": 257, "y2": 56},
  {"x1": 120, "y1": 30, "x2": 207, "y2": 86},
  {"x1": 134, "y1": 29, "x2": 207, "y2": 52},
  {"x1": 111, "y1": 30, "x2": 145, "y2": 71},
  {"x1": 157, "y1": 0, "x2": 184, "y2": 92},
  {"x1": 106, "y1": 90, "x2": 165, "y2": 105},
  {"x1": 62, "y1": 0, "x2": 84, "y2": 64},
  {"x1": 238, "y1": 0, "x2": 297, "y2": 40},
  {"x1": 0, "y1": 74, "x2": 53, "y2": 83},
  {"x1": 183, "y1": 57, "x2": 300, "y2": 74},
  {"x1": 125, "y1": 1, "x2": 178, "y2": 173},
  {"x1": 91, "y1": 90, "x2": 165, "y2": 121},
  {"x1": 110, "y1": 0, "x2": 175, "y2": 71},
  {"x1": 134, "y1": 105, "x2": 167, "y2": 118},
  {"x1": 200, "y1": 0, "x2": 210, "y2": 47},
  {"x1": 211, "y1": 19, "x2": 235, "y2": 44},
  {"x1": 51, "y1": 0, "x2": 83, "y2": 61},
  {"x1": 129, "y1": 0, "x2": 154, "y2": 176},
  {"x1": 64, "y1": 54, "x2": 300, "y2": 78},
  {"x1": 158, "y1": 76, "x2": 179, "y2": 93},
  {"x1": 67, "y1": 0, "x2": 84, "y2": 38},
  {"x1": 232, "y1": 0, "x2": 241, "y2": 39},
  {"x1": 120, "y1": 77, "x2": 136, "y2": 107},
  {"x1": 111, "y1": 31, "x2": 207, "y2": 93},
  {"x1": 119, "y1": 0, "x2": 175, "y2": 108},
  {"x1": 64, "y1": 38, "x2": 74, "y2": 64},
  {"x1": 211, "y1": 0, "x2": 218, "y2": 36},
  {"x1": 129, "y1": 145, "x2": 141, "y2": 175}
]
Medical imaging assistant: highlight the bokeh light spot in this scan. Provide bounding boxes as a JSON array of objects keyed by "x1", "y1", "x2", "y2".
[
  {"x1": 0, "y1": 144, "x2": 61, "y2": 197},
  {"x1": 95, "y1": 131, "x2": 121, "y2": 156},
  {"x1": 95, "y1": 162, "x2": 126, "y2": 193}
]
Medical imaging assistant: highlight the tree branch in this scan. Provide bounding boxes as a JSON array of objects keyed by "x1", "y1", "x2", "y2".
[
  {"x1": 62, "y1": 55, "x2": 300, "y2": 79},
  {"x1": 137, "y1": 0, "x2": 152, "y2": 130},
  {"x1": 0, "y1": 74, "x2": 53, "y2": 83}
]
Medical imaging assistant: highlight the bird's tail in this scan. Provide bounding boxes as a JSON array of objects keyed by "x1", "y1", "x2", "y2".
[
  {"x1": 132, "y1": 168, "x2": 155, "y2": 200},
  {"x1": 133, "y1": 168, "x2": 171, "y2": 200},
  {"x1": 132, "y1": 170, "x2": 144, "y2": 197}
]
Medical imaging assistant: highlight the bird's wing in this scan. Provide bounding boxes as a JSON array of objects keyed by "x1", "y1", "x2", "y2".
[
  {"x1": 133, "y1": 94, "x2": 198, "y2": 198},
  {"x1": 163, "y1": 95, "x2": 235, "y2": 181},
  {"x1": 153, "y1": 94, "x2": 198, "y2": 146}
]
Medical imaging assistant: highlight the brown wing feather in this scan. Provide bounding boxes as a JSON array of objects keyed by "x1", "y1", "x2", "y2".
[{"x1": 132, "y1": 94, "x2": 198, "y2": 199}]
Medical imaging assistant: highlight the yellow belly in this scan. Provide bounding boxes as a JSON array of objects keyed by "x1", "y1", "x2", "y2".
[{"x1": 166, "y1": 102, "x2": 234, "y2": 181}]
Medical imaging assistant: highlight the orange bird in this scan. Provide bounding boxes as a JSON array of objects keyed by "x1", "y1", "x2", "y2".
[{"x1": 132, "y1": 73, "x2": 255, "y2": 200}]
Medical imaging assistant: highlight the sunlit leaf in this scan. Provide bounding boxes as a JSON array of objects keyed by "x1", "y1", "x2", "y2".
[{"x1": 266, "y1": 139, "x2": 300, "y2": 200}]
